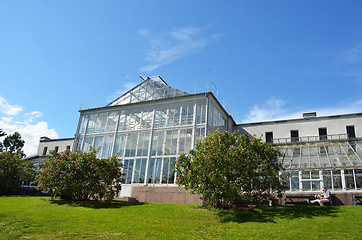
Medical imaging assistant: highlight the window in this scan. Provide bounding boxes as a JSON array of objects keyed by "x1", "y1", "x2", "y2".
[
  {"x1": 346, "y1": 126, "x2": 356, "y2": 139},
  {"x1": 54, "y1": 146, "x2": 59, "y2": 153},
  {"x1": 319, "y1": 128, "x2": 327, "y2": 141},
  {"x1": 66, "y1": 146, "x2": 71, "y2": 150},
  {"x1": 265, "y1": 132, "x2": 273, "y2": 143},
  {"x1": 42, "y1": 147, "x2": 48, "y2": 156},
  {"x1": 290, "y1": 130, "x2": 299, "y2": 142}
]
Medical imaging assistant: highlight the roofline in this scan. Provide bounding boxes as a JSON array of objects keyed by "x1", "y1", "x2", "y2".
[
  {"x1": 238, "y1": 112, "x2": 362, "y2": 126},
  {"x1": 79, "y1": 92, "x2": 210, "y2": 113},
  {"x1": 40, "y1": 137, "x2": 75, "y2": 142},
  {"x1": 79, "y1": 91, "x2": 235, "y2": 123}
]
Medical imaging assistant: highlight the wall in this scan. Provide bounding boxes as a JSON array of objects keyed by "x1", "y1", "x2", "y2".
[
  {"x1": 37, "y1": 137, "x2": 74, "y2": 156},
  {"x1": 236, "y1": 113, "x2": 362, "y2": 141},
  {"x1": 131, "y1": 185, "x2": 202, "y2": 205}
]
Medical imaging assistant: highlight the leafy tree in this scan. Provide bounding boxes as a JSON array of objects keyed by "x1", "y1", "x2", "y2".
[
  {"x1": 1, "y1": 132, "x2": 25, "y2": 157},
  {"x1": 0, "y1": 129, "x2": 6, "y2": 149},
  {"x1": 0, "y1": 151, "x2": 35, "y2": 195},
  {"x1": 0, "y1": 129, "x2": 6, "y2": 137},
  {"x1": 36, "y1": 149, "x2": 123, "y2": 201},
  {"x1": 174, "y1": 130, "x2": 286, "y2": 209}
]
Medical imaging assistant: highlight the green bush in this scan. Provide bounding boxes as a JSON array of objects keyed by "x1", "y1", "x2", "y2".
[
  {"x1": 175, "y1": 130, "x2": 286, "y2": 209},
  {"x1": 36, "y1": 149, "x2": 123, "y2": 201},
  {"x1": 0, "y1": 151, "x2": 34, "y2": 195}
]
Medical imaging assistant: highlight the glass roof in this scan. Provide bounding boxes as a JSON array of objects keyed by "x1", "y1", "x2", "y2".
[
  {"x1": 279, "y1": 141, "x2": 362, "y2": 170},
  {"x1": 108, "y1": 76, "x2": 190, "y2": 106}
]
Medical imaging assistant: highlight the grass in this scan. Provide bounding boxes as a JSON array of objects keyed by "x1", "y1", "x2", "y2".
[{"x1": 0, "y1": 196, "x2": 361, "y2": 239}]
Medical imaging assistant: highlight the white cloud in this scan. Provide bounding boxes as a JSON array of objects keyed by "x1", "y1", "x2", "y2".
[
  {"x1": 0, "y1": 97, "x2": 58, "y2": 156},
  {"x1": 1, "y1": 116, "x2": 13, "y2": 123},
  {"x1": 138, "y1": 27, "x2": 221, "y2": 72},
  {"x1": 242, "y1": 97, "x2": 362, "y2": 123},
  {"x1": 24, "y1": 111, "x2": 43, "y2": 123},
  {"x1": 0, "y1": 97, "x2": 23, "y2": 115}
]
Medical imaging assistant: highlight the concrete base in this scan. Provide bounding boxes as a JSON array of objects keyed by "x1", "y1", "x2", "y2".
[{"x1": 131, "y1": 185, "x2": 202, "y2": 205}]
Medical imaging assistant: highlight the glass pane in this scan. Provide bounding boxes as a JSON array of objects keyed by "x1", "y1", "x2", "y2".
[
  {"x1": 322, "y1": 170, "x2": 332, "y2": 189},
  {"x1": 148, "y1": 158, "x2": 162, "y2": 184},
  {"x1": 86, "y1": 114, "x2": 97, "y2": 133},
  {"x1": 302, "y1": 181, "x2": 311, "y2": 191},
  {"x1": 345, "y1": 169, "x2": 355, "y2": 190},
  {"x1": 93, "y1": 136, "x2": 104, "y2": 157},
  {"x1": 106, "y1": 111, "x2": 118, "y2": 132},
  {"x1": 291, "y1": 171, "x2": 299, "y2": 191},
  {"x1": 123, "y1": 159, "x2": 134, "y2": 184},
  {"x1": 118, "y1": 110, "x2": 127, "y2": 131},
  {"x1": 312, "y1": 181, "x2": 320, "y2": 191},
  {"x1": 302, "y1": 171, "x2": 310, "y2": 179},
  {"x1": 140, "y1": 110, "x2": 153, "y2": 129},
  {"x1": 333, "y1": 170, "x2": 342, "y2": 190},
  {"x1": 151, "y1": 131, "x2": 164, "y2": 156},
  {"x1": 133, "y1": 158, "x2": 147, "y2": 184},
  {"x1": 195, "y1": 127, "x2": 206, "y2": 142},
  {"x1": 311, "y1": 171, "x2": 319, "y2": 179},
  {"x1": 137, "y1": 132, "x2": 150, "y2": 157},
  {"x1": 162, "y1": 157, "x2": 176, "y2": 184},
  {"x1": 356, "y1": 169, "x2": 362, "y2": 190},
  {"x1": 77, "y1": 137, "x2": 83, "y2": 151},
  {"x1": 165, "y1": 130, "x2": 178, "y2": 155},
  {"x1": 95, "y1": 113, "x2": 107, "y2": 133},
  {"x1": 125, "y1": 133, "x2": 138, "y2": 157},
  {"x1": 101, "y1": 135, "x2": 114, "y2": 158},
  {"x1": 113, "y1": 134, "x2": 126, "y2": 157},
  {"x1": 154, "y1": 109, "x2": 167, "y2": 128},
  {"x1": 79, "y1": 115, "x2": 88, "y2": 134},
  {"x1": 82, "y1": 136, "x2": 93, "y2": 153}
]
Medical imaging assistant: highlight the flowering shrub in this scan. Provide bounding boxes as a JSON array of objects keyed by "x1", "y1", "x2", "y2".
[
  {"x1": 174, "y1": 130, "x2": 286, "y2": 209},
  {"x1": 36, "y1": 149, "x2": 123, "y2": 201}
]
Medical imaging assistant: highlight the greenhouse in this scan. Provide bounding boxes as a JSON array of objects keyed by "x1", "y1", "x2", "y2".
[
  {"x1": 279, "y1": 139, "x2": 362, "y2": 192},
  {"x1": 74, "y1": 76, "x2": 230, "y2": 187},
  {"x1": 70, "y1": 75, "x2": 362, "y2": 204}
]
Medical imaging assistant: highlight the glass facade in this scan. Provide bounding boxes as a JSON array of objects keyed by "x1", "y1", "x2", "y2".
[
  {"x1": 280, "y1": 141, "x2": 362, "y2": 192},
  {"x1": 75, "y1": 79, "x2": 228, "y2": 186}
]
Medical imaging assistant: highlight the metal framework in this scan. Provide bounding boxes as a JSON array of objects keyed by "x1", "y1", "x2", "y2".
[
  {"x1": 74, "y1": 78, "x2": 229, "y2": 188},
  {"x1": 279, "y1": 139, "x2": 362, "y2": 192}
]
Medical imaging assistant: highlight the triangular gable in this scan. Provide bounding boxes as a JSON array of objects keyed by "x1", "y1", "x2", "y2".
[{"x1": 107, "y1": 76, "x2": 190, "y2": 106}]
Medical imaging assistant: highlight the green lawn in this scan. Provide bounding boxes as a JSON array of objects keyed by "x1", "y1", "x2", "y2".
[{"x1": 0, "y1": 196, "x2": 361, "y2": 239}]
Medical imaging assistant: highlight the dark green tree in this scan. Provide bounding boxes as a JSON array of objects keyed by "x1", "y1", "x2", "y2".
[
  {"x1": 0, "y1": 152, "x2": 35, "y2": 195},
  {"x1": 0, "y1": 129, "x2": 6, "y2": 137},
  {"x1": 2, "y1": 132, "x2": 25, "y2": 157},
  {"x1": 0, "y1": 131, "x2": 34, "y2": 195},
  {"x1": 174, "y1": 130, "x2": 286, "y2": 209},
  {"x1": 0, "y1": 129, "x2": 6, "y2": 149}
]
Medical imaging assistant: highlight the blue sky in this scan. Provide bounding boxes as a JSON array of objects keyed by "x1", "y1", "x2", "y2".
[{"x1": 1, "y1": 1, "x2": 362, "y2": 155}]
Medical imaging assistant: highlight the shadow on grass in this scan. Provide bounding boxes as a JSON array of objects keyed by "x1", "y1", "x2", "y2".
[
  {"x1": 46, "y1": 198, "x2": 146, "y2": 209},
  {"x1": 217, "y1": 206, "x2": 342, "y2": 223}
]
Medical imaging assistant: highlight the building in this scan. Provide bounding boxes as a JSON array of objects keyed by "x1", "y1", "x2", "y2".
[
  {"x1": 38, "y1": 76, "x2": 362, "y2": 205},
  {"x1": 237, "y1": 112, "x2": 362, "y2": 205},
  {"x1": 22, "y1": 137, "x2": 74, "y2": 193}
]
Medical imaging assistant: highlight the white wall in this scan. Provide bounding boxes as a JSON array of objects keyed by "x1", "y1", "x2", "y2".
[
  {"x1": 235, "y1": 114, "x2": 362, "y2": 141},
  {"x1": 37, "y1": 138, "x2": 74, "y2": 156}
]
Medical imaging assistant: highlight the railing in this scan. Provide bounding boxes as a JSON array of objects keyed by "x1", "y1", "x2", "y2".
[
  {"x1": 183, "y1": 82, "x2": 240, "y2": 123},
  {"x1": 271, "y1": 134, "x2": 349, "y2": 145}
]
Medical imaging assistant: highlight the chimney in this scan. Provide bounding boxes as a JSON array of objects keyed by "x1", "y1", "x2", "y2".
[{"x1": 303, "y1": 112, "x2": 317, "y2": 118}]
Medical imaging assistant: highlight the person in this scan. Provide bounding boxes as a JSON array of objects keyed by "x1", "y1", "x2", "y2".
[{"x1": 306, "y1": 187, "x2": 331, "y2": 206}]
